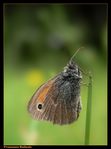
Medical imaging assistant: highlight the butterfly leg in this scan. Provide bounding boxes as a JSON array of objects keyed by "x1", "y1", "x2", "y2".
[
  {"x1": 80, "y1": 82, "x2": 88, "y2": 87},
  {"x1": 78, "y1": 66, "x2": 89, "y2": 75},
  {"x1": 79, "y1": 66, "x2": 92, "y2": 77}
]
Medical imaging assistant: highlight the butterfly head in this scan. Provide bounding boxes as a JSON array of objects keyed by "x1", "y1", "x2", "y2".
[{"x1": 63, "y1": 60, "x2": 82, "y2": 79}]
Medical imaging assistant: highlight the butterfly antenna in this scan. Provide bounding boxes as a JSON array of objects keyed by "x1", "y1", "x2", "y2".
[{"x1": 70, "y1": 47, "x2": 84, "y2": 61}]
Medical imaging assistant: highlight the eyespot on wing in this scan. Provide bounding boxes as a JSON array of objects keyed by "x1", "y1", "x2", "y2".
[{"x1": 27, "y1": 78, "x2": 56, "y2": 113}]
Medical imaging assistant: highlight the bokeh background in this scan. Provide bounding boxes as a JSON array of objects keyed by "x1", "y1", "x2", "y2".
[{"x1": 4, "y1": 3, "x2": 107, "y2": 145}]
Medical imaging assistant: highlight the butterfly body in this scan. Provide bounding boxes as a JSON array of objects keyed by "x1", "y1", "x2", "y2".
[{"x1": 28, "y1": 60, "x2": 82, "y2": 125}]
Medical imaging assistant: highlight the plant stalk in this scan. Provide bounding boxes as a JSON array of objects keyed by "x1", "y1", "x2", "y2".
[{"x1": 85, "y1": 74, "x2": 92, "y2": 145}]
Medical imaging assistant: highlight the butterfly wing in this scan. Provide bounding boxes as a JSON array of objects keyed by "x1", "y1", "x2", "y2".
[
  {"x1": 49, "y1": 79, "x2": 82, "y2": 125},
  {"x1": 27, "y1": 76, "x2": 56, "y2": 118},
  {"x1": 28, "y1": 73, "x2": 82, "y2": 125}
]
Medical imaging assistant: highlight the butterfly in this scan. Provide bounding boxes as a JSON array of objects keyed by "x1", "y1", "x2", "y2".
[{"x1": 27, "y1": 50, "x2": 83, "y2": 125}]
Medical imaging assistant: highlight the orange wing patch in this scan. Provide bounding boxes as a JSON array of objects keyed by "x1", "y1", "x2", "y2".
[{"x1": 37, "y1": 80, "x2": 54, "y2": 103}]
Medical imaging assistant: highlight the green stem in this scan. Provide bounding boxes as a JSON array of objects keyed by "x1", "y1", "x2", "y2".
[{"x1": 85, "y1": 74, "x2": 92, "y2": 145}]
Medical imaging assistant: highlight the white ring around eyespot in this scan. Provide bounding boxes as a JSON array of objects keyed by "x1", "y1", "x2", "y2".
[{"x1": 36, "y1": 103, "x2": 43, "y2": 111}]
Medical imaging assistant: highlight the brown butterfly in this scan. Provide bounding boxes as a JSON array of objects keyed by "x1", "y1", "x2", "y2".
[{"x1": 27, "y1": 49, "x2": 83, "y2": 125}]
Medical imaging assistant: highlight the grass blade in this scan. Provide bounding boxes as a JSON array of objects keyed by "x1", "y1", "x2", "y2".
[{"x1": 85, "y1": 74, "x2": 92, "y2": 145}]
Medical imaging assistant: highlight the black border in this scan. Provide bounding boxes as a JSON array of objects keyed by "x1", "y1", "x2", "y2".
[
  {"x1": 108, "y1": 1, "x2": 110, "y2": 147},
  {"x1": 2, "y1": 2, "x2": 109, "y2": 148},
  {"x1": 0, "y1": 1, "x2": 3, "y2": 148}
]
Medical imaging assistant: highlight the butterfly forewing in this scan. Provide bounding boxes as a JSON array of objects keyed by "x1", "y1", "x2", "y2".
[{"x1": 27, "y1": 78, "x2": 56, "y2": 118}]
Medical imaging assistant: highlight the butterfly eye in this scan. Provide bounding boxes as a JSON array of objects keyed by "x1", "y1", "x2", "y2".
[{"x1": 36, "y1": 103, "x2": 43, "y2": 110}]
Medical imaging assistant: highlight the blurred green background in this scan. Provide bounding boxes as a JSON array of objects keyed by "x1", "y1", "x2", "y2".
[{"x1": 4, "y1": 4, "x2": 107, "y2": 145}]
